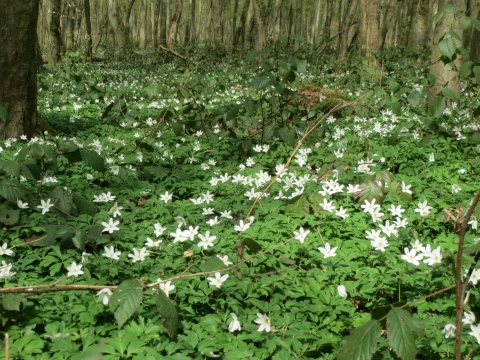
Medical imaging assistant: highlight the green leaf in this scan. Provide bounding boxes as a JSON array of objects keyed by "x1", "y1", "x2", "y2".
[
  {"x1": 277, "y1": 127, "x2": 296, "y2": 147},
  {"x1": 70, "y1": 344, "x2": 104, "y2": 360},
  {"x1": 171, "y1": 168, "x2": 193, "y2": 181},
  {"x1": 72, "y1": 229, "x2": 86, "y2": 251},
  {"x1": 80, "y1": 149, "x2": 105, "y2": 173},
  {"x1": 2, "y1": 294, "x2": 24, "y2": 311},
  {"x1": 50, "y1": 186, "x2": 73, "y2": 215},
  {"x1": 156, "y1": 289, "x2": 180, "y2": 339},
  {"x1": 432, "y1": 10, "x2": 443, "y2": 25},
  {"x1": 286, "y1": 194, "x2": 310, "y2": 215},
  {"x1": 459, "y1": 61, "x2": 473, "y2": 78},
  {"x1": 0, "y1": 160, "x2": 21, "y2": 177},
  {"x1": 26, "y1": 225, "x2": 74, "y2": 247},
  {"x1": 386, "y1": 308, "x2": 424, "y2": 360},
  {"x1": 202, "y1": 256, "x2": 226, "y2": 272},
  {"x1": 441, "y1": 88, "x2": 458, "y2": 103},
  {"x1": 0, "y1": 105, "x2": 8, "y2": 122},
  {"x1": 244, "y1": 99, "x2": 258, "y2": 115},
  {"x1": 0, "y1": 209, "x2": 20, "y2": 226},
  {"x1": 0, "y1": 180, "x2": 25, "y2": 202},
  {"x1": 472, "y1": 18, "x2": 480, "y2": 31},
  {"x1": 172, "y1": 122, "x2": 184, "y2": 136},
  {"x1": 355, "y1": 181, "x2": 384, "y2": 205},
  {"x1": 443, "y1": 3, "x2": 454, "y2": 12},
  {"x1": 58, "y1": 139, "x2": 79, "y2": 154},
  {"x1": 474, "y1": 66, "x2": 480, "y2": 84},
  {"x1": 109, "y1": 279, "x2": 143, "y2": 329},
  {"x1": 337, "y1": 320, "x2": 382, "y2": 360},
  {"x1": 429, "y1": 96, "x2": 445, "y2": 118},
  {"x1": 136, "y1": 140, "x2": 154, "y2": 153},
  {"x1": 459, "y1": 15, "x2": 472, "y2": 30},
  {"x1": 438, "y1": 38, "x2": 456, "y2": 59},
  {"x1": 73, "y1": 192, "x2": 98, "y2": 216},
  {"x1": 20, "y1": 161, "x2": 42, "y2": 180},
  {"x1": 407, "y1": 91, "x2": 422, "y2": 107},
  {"x1": 244, "y1": 238, "x2": 262, "y2": 254}
]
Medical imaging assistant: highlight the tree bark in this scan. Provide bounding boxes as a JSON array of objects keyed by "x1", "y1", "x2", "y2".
[
  {"x1": 379, "y1": 0, "x2": 398, "y2": 50},
  {"x1": 311, "y1": 0, "x2": 322, "y2": 45},
  {"x1": 159, "y1": 0, "x2": 168, "y2": 45},
  {"x1": 0, "y1": 0, "x2": 40, "y2": 139},
  {"x1": 84, "y1": 0, "x2": 93, "y2": 60},
  {"x1": 294, "y1": 0, "x2": 302, "y2": 50},
  {"x1": 428, "y1": 0, "x2": 466, "y2": 107},
  {"x1": 359, "y1": 0, "x2": 381, "y2": 71},
  {"x1": 337, "y1": 0, "x2": 358, "y2": 61},
  {"x1": 50, "y1": 0, "x2": 64, "y2": 67},
  {"x1": 407, "y1": 0, "x2": 430, "y2": 52},
  {"x1": 253, "y1": 0, "x2": 267, "y2": 50},
  {"x1": 167, "y1": 0, "x2": 182, "y2": 49},
  {"x1": 324, "y1": 0, "x2": 333, "y2": 41},
  {"x1": 139, "y1": 0, "x2": 147, "y2": 49}
]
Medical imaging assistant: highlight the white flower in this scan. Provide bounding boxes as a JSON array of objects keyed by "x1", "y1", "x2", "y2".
[
  {"x1": 66, "y1": 262, "x2": 83, "y2": 277},
  {"x1": 452, "y1": 184, "x2": 461, "y2": 194},
  {"x1": 154, "y1": 223, "x2": 166, "y2": 237},
  {"x1": 388, "y1": 204, "x2": 405, "y2": 217},
  {"x1": 217, "y1": 255, "x2": 233, "y2": 266},
  {"x1": 463, "y1": 311, "x2": 476, "y2": 325},
  {"x1": 37, "y1": 198, "x2": 54, "y2": 214},
  {"x1": 469, "y1": 219, "x2": 478, "y2": 230},
  {"x1": 102, "y1": 218, "x2": 120, "y2": 233},
  {"x1": 318, "y1": 243, "x2": 337, "y2": 258},
  {"x1": 228, "y1": 313, "x2": 241, "y2": 332},
  {"x1": 0, "y1": 261, "x2": 15, "y2": 279},
  {"x1": 401, "y1": 181, "x2": 412, "y2": 194},
  {"x1": 294, "y1": 227, "x2": 310, "y2": 243},
  {"x1": 97, "y1": 288, "x2": 113, "y2": 305},
  {"x1": 361, "y1": 199, "x2": 380, "y2": 214},
  {"x1": 0, "y1": 243, "x2": 13, "y2": 256},
  {"x1": 320, "y1": 198, "x2": 335, "y2": 212},
  {"x1": 443, "y1": 323, "x2": 456, "y2": 338},
  {"x1": 468, "y1": 269, "x2": 480, "y2": 285},
  {"x1": 17, "y1": 199, "x2": 29, "y2": 209},
  {"x1": 207, "y1": 272, "x2": 229, "y2": 288},
  {"x1": 428, "y1": 153, "x2": 435, "y2": 162},
  {"x1": 102, "y1": 246, "x2": 121, "y2": 260},
  {"x1": 198, "y1": 231, "x2": 217, "y2": 249},
  {"x1": 108, "y1": 202, "x2": 123, "y2": 218},
  {"x1": 469, "y1": 324, "x2": 480, "y2": 344},
  {"x1": 145, "y1": 237, "x2": 162, "y2": 247},
  {"x1": 379, "y1": 220, "x2": 397, "y2": 237},
  {"x1": 337, "y1": 285, "x2": 347, "y2": 299},
  {"x1": 371, "y1": 237, "x2": 389, "y2": 252},
  {"x1": 423, "y1": 246, "x2": 442, "y2": 265},
  {"x1": 81, "y1": 252, "x2": 91, "y2": 264},
  {"x1": 157, "y1": 278, "x2": 175, "y2": 297},
  {"x1": 159, "y1": 191, "x2": 173, "y2": 203},
  {"x1": 254, "y1": 313, "x2": 271, "y2": 332},
  {"x1": 414, "y1": 201, "x2": 432, "y2": 217},
  {"x1": 347, "y1": 184, "x2": 360, "y2": 193},
  {"x1": 335, "y1": 206, "x2": 349, "y2": 219},
  {"x1": 128, "y1": 247, "x2": 149, "y2": 262},
  {"x1": 401, "y1": 248, "x2": 423, "y2": 266},
  {"x1": 234, "y1": 220, "x2": 250, "y2": 232}
]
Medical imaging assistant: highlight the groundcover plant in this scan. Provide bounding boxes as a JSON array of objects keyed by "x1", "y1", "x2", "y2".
[{"x1": 1, "y1": 48, "x2": 480, "y2": 359}]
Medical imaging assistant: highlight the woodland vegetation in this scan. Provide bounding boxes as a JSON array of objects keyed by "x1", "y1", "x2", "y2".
[{"x1": 0, "y1": 0, "x2": 480, "y2": 359}]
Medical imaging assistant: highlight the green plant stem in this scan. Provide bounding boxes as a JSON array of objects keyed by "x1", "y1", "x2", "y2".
[{"x1": 455, "y1": 189, "x2": 480, "y2": 360}]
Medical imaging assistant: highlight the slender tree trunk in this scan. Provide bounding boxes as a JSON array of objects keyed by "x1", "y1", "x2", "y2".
[
  {"x1": 324, "y1": 0, "x2": 333, "y2": 40},
  {"x1": 235, "y1": 0, "x2": 250, "y2": 48},
  {"x1": 185, "y1": 0, "x2": 195, "y2": 44},
  {"x1": 84, "y1": 0, "x2": 93, "y2": 60},
  {"x1": 167, "y1": 0, "x2": 182, "y2": 49},
  {"x1": 159, "y1": 0, "x2": 168, "y2": 44},
  {"x1": 428, "y1": 0, "x2": 466, "y2": 107},
  {"x1": 311, "y1": 0, "x2": 321, "y2": 45},
  {"x1": 50, "y1": 0, "x2": 64, "y2": 67},
  {"x1": 212, "y1": 0, "x2": 223, "y2": 47},
  {"x1": 245, "y1": 0, "x2": 255, "y2": 49},
  {"x1": 0, "y1": 0, "x2": 40, "y2": 139},
  {"x1": 379, "y1": 0, "x2": 398, "y2": 50},
  {"x1": 359, "y1": 0, "x2": 381, "y2": 71},
  {"x1": 294, "y1": 0, "x2": 302, "y2": 49},
  {"x1": 139, "y1": 0, "x2": 147, "y2": 49},
  {"x1": 152, "y1": 0, "x2": 160, "y2": 48},
  {"x1": 407, "y1": 0, "x2": 430, "y2": 52},
  {"x1": 253, "y1": 0, "x2": 267, "y2": 50},
  {"x1": 338, "y1": 0, "x2": 358, "y2": 61},
  {"x1": 470, "y1": 6, "x2": 480, "y2": 62}
]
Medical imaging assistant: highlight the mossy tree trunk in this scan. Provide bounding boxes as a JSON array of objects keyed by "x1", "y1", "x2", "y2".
[{"x1": 0, "y1": 0, "x2": 40, "y2": 139}]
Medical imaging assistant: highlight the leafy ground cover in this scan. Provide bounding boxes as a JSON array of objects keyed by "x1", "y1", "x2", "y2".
[{"x1": 1, "y1": 47, "x2": 480, "y2": 359}]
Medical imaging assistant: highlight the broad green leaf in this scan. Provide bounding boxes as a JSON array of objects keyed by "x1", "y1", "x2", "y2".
[
  {"x1": 429, "y1": 96, "x2": 445, "y2": 118},
  {"x1": 0, "y1": 160, "x2": 21, "y2": 177},
  {"x1": 72, "y1": 229, "x2": 86, "y2": 251},
  {"x1": 0, "y1": 209, "x2": 20, "y2": 226},
  {"x1": 277, "y1": 127, "x2": 296, "y2": 147},
  {"x1": 448, "y1": 30, "x2": 462, "y2": 42},
  {"x1": 172, "y1": 122, "x2": 183, "y2": 136},
  {"x1": 202, "y1": 256, "x2": 227, "y2": 272},
  {"x1": 407, "y1": 91, "x2": 422, "y2": 107},
  {"x1": 58, "y1": 139, "x2": 79, "y2": 154},
  {"x1": 252, "y1": 75, "x2": 270, "y2": 91},
  {"x1": 337, "y1": 320, "x2": 382, "y2": 360},
  {"x1": 0, "y1": 180, "x2": 25, "y2": 202},
  {"x1": 0, "y1": 105, "x2": 8, "y2": 122},
  {"x1": 296, "y1": 60, "x2": 307, "y2": 73},
  {"x1": 226, "y1": 106, "x2": 239, "y2": 122},
  {"x1": 459, "y1": 15, "x2": 471, "y2": 30},
  {"x1": 443, "y1": 3, "x2": 455, "y2": 12},
  {"x1": 355, "y1": 181, "x2": 383, "y2": 205},
  {"x1": 463, "y1": 242, "x2": 480, "y2": 256},
  {"x1": 172, "y1": 168, "x2": 193, "y2": 181},
  {"x1": 241, "y1": 139, "x2": 253, "y2": 154},
  {"x1": 263, "y1": 124, "x2": 276, "y2": 141},
  {"x1": 459, "y1": 61, "x2": 473, "y2": 78},
  {"x1": 285, "y1": 194, "x2": 310, "y2": 215},
  {"x1": 109, "y1": 279, "x2": 143, "y2": 329},
  {"x1": 473, "y1": 18, "x2": 480, "y2": 31},
  {"x1": 441, "y1": 88, "x2": 458, "y2": 103},
  {"x1": 73, "y1": 192, "x2": 98, "y2": 216},
  {"x1": 244, "y1": 238, "x2": 262, "y2": 254},
  {"x1": 244, "y1": 99, "x2": 258, "y2": 115},
  {"x1": 438, "y1": 38, "x2": 456, "y2": 59},
  {"x1": 20, "y1": 161, "x2": 42, "y2": 180},
  {"x1": 80, "y1": 149, "x2": 105, "y2": 173},
  {"x1": 156, "y1": 289, "x2": 180, "y2": 339},
  {"x1": 386, "y1": 308, "x2": 424, "y2": 360},
  {"x1": 50, "y1": 186, "x2": 73, "y2": 215},
  {"x1": 70, "y1": 344, "x2": 104, "y2": 360},
  {"x1": 26, "y1": 225, "x2": 74, "y2": 247},
  {"x1": 432, "y1": 10, "x2": 443, "y2": 25},
  {"x1": 474, "y1": 66, "x2": 480, "y2": 84},
  {"x1": 135, "y1": 140, "x2": 154, "y2": 153},
  {"x1": 2, "y1": 294, "x2": 24, "y2": 311}
]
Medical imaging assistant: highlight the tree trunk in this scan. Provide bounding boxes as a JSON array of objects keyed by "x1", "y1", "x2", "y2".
[
  {"x1": 139, "y1": 0, "x2": 147, "y2": 49},
  {"x1": 84, "y1": 0, "x2": 93, "y2": 60},
  {"x1": 428, "y1": 0, "x2": 466, "y2": 107},
  {"x1": 185, "y1": 0, "x2": 196, "y2": 44},
  {"x1": 311, "y1": 0, "x2": 321, "y2": 45},
  {"x1": 50, "y1": 0, "x2": 64, "y2": 67},
  {"x1": 379, "y1": 0, "x2": 398, "y2": 50},
  {"x1": 212, "y1": 0, "x2": 223, "y2": 47},
  {"x1": 407, "y1": 0, "x2": 430, "y2": 52},
  {"x1": 0, "y1": 0, "x2": 40, "y2": 139},
  {"x1": 152, "y1": 0, "x2": 160, "y2": 48},
  {"x1": 234, "y1": 0, "x2": 250, "y2": 48},
  {"x1": 108, "y1": 0, "x2": 134, "y2": 52},
  {"x1": 253, "y1": 0, "x2": 267, "y2": 50},
  {"x1": 324, "y1": 0, "x2": 333, "y2": 40},
  {"x1": 359, "y1": 0, "x2": 381, "y2": 71},
  {"x1": 159, "y1": 0, "x2": 168, "y2": 44},
  {"x1": 337, "y1": 0, "x2": 358, "y2": 61},
  {"x1": 470, "y1": 6, "x2": 480, "y2": 62},
  {"x1": 167, "y1": 0, "x2": 182, "y2": 49},
  {"x1": 294, "y1": 0, "x2": 302, "y2": 50}
]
